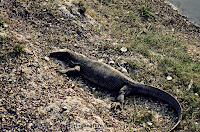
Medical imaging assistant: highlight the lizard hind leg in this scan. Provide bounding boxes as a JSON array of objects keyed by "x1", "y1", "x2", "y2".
[
  {"x1": 117, "y1": 85, "x2": 131, "y2": 103},
  {"x1": 111, "y1": 85, "x2": 131, "y2": 111}
]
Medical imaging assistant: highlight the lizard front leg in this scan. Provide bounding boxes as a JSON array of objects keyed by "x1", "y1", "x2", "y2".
[{"x1": 57, "y1": 65, "x2": 80, "y2": 75}]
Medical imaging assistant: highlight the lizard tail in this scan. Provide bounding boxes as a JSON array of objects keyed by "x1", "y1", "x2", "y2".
[{"x1": 129, "y1": 82, "x2": 182, "y2": 131}]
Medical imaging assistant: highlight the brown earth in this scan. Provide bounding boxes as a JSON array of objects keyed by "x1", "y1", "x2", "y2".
[{"x1": 0, "y1": 0, "x2": 199, "y2": 131}]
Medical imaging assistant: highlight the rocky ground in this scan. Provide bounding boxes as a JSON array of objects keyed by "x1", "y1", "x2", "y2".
[{"x1": 0, "y1": 0, "x2": 199, "y2": 131}]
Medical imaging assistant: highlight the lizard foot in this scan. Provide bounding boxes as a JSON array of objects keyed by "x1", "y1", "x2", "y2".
[
  {"x1": 111, "y1": 102, "x2": 122, "y2": 111},
  {"x1": 55, "y1": 66, "x2": 80, "y2": 75},
  {"x1": 55, "y1": 69, "x2": 67, "y2": 74}
]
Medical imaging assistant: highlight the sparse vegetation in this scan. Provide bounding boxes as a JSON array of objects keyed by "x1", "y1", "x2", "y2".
[
  {"x1": 11, "y1": 44, "x2": 25, "y2": 56},
  {"x1": 84, "y1": 0, "x2": 199, "y2": 131}
]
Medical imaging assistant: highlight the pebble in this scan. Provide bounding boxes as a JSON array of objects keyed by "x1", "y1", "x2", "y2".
[
  {"x1": 28, "y1": 123, "x2": 33, "y2": 129},
  {"x1": 112, "y1": 42, "x2": 118, "y2": 47},
  {"x1": 167, "y1": 76, "x2": 172, "y2": 81},
  {"x1": 24, "y1": 48, "x2": 33, "y2": 55},
  {"x1": 9, "y1": 90, "x2": 13, "y2": 94},
  {"x1": 120, "y1": 47, "x2": 127, "y2": 52},
  {"x1": 108, "y1": 60, "x2": 115, "y2": 65},
  {"x1": 3, "y1": 23, "x2": 9, "y2": 28},
  {"x1": 0, "y1": 32, "x2": 7, "y2": 37},
  {"x1": 74, "y1": 44, "x2": 78, "y2": 47},
  {"x1": 119, "y1": 60, "x2": 127, "y2": 66},
  {"x1": 141, "y1": 123, "x2": 146, "y2": 127},
  {"x1": 147, "y1": 122, "x2": 153, "y2": 126},
  {"x1": 71, "y1": 83, "x2": 75, "y2": 88},
  {"x1": 62, "y1": 106, "x2": 68, "y2": 111},
  {"x1": 44, "y1": 56, "x2": 50, "y2": 61},
  {"x1": 21, "y1": 69, "x2": 26, "y2": 73},
  {"x1": 92, "y1": 87, "x2": 96, "y2": 91}
]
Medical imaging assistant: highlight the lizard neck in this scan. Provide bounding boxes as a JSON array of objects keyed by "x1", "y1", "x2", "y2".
[{"x1": 68, "y1": 51, "x2": 87, "y2": 63}]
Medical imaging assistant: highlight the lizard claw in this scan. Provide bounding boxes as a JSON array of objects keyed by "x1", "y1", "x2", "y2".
[
  {"x1": 54, "y1": 68, "x2": 66, "y2": 74},
  {"x1": 111, "y1": 102, "x2": 122, "y2": 111}
]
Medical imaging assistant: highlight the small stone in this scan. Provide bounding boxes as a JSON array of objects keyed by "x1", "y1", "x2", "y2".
[
  {"x1": 141, "y1": 123, "x2": 146, "y2": 127},
  {"x1": 112, "y1": 42, "x2": 118, "y2": 47},
  {"x1": 187, "y1": 79, "x2": 193, "y2": 91},
  {"x1": 92, "y1": 87, "x2": 96, "y2": 91},
  {"x1": 71, "y1": 83, "x2": 75, "y2": 88},
  {"x1": 147, "y1": 122, "x2": 153, "y2": 126},
  {"x1": 62, "y1": 106, "x2": 68, "y2": 111},
  {"x1": 44, "y1": 56, "x2": 50, "y2": 61},
  {"x1": 108, "y1": 60, "x2": 115, "y2": 65},
  {"x1": 9, "y1": 90, "x2": 13, "y2": 94},
  {"x1": 119, "y1": 60, "x2": 127, "y2": 65},
  {"x1": 21, "y1": 69, "x2": 26, "y2": 73},
  {"x1": 0, "y1": 32, "x2": 7, "y2": 37},
  {"x1": 120, "y1": 47, "x2": 127, "y2": 52},
  {"x1": 115, "y1": 16, "x2": 119, "y2": 19},
  {"x1": 74, "y1": 44, "x2": 78, "y2": 47},
  {"x1": 3, "y1": 23, "x2": 9, "y2": 28},
  {"x1": 167, "y1": 76, "x2": 172, "y2": 81},
  {"x1": 28, "y1": 123, "x2": 33, "y2": 129},
  {"x1": 9, "y1": 116, "x2": 14, "y2": 119},
  {"x1": 24, "y1": 48, "x2": 33, "y2": 55},
  {"x1": 26, "y1": 35, "x2": 32, "y2": 40},
  {"x1": 184, "y1": 126, "x2": 188, "y2": 130},
  {"x1": 194, "y1": 93, "x2": 198, "y2": 96}
]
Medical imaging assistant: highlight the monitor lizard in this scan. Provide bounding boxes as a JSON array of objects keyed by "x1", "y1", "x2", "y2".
[{"x1": 50, "y1": 49, "x2": 182, "y2": 131}]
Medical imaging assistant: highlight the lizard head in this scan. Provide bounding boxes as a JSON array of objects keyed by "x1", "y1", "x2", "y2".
[{"x1": 50, "y1": 49, "x2": 71, "y2": 61}]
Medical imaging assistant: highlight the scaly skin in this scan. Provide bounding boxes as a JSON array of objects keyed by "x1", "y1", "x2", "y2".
[{"x1": 50, "y1": 49, "x2": 182, "y2": 131}]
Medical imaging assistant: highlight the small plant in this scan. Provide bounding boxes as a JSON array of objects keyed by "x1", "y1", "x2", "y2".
[
  {"x1": 13, "y1": 44, "x2": 24, "y2": 54},
  {"x1": 139, "y1": 5, "x2": 153, "y2": 19},
  {"x1": 0, "y1": 16, "x2": 10, "y2": 27},
  {"x1": 140, "y1": 111, "x2": 153, "y2": 122},
  {"x1": 10, "y1": 44, "x2": 26, "y2": 56},
  {"x1": 0, "y1": 19, "x2": 4, "y2": 27}
]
